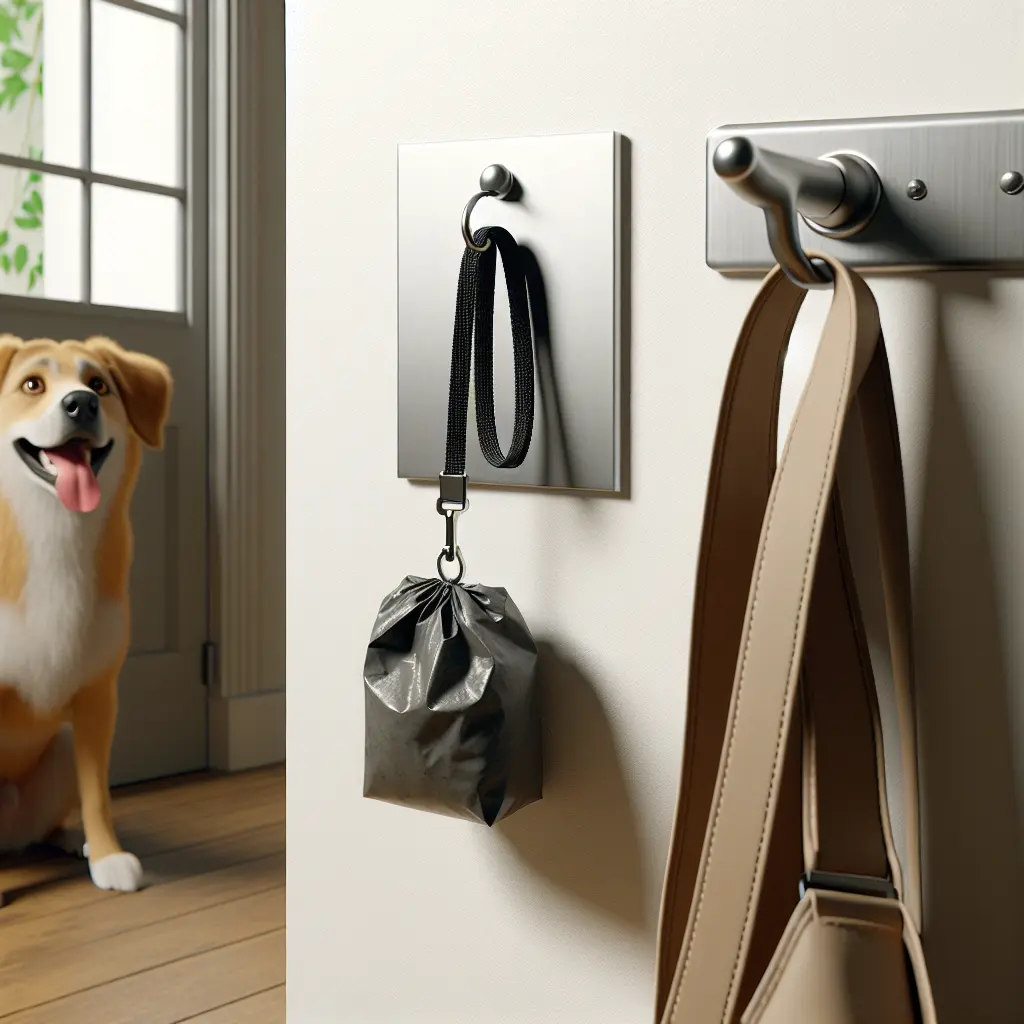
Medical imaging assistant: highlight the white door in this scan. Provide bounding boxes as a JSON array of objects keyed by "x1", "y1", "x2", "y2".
[{"x1": 0, "y1": 0, "x2": 208, "y2": 784}]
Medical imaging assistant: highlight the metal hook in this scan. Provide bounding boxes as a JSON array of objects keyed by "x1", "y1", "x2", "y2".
[
  {"x1": 712, "y1": 137, "x2": 882, "y2": 287},
  {"x1": 442, "y1": 508, "x2": 461, "y2": 561},
  {"x1": 437, "y1": 472, "x2": 469, "y2": 582},
  {"x1": 461, "y1": 163, "x2": 516, "y2": 252},
  {"x1": 437, "y1": 506, "x2": 466, "y2": 583}
]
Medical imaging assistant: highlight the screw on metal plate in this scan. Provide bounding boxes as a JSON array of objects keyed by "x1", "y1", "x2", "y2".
[
  {"x1": 999, "y1": 170, "x2": 1024, "y2": 195},
  {"x1": 906, "y1": 179, "x2": 928, "y2": 201}
]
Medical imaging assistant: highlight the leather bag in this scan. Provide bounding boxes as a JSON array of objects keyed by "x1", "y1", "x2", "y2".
[{"x1": 654, "y1": 256, "x2": 937, "y2": 1022}]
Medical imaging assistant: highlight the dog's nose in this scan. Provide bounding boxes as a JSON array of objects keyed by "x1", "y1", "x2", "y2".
[{"x1": 62, "y1": 390, "x2": 100, "y2": 428}]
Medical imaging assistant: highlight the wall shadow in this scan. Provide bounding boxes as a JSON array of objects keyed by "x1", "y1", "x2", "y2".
[
  {"x1": 912, "y1": 277, "x2": 1024, "y2": 1021},
  {"x1": 497, "y1": 640, "x2": 648, "y2": 932},
  {"x1": 519, "y1": 245, "x2": 578, "y2": 491}
]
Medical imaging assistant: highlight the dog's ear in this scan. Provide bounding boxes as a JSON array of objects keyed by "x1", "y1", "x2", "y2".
[
  {"x1": 84, "y1": 336, "x2": 173, "y2": 449},
  {"x1": 0, "y1": 334, "x2": 24, "y2": 384}
]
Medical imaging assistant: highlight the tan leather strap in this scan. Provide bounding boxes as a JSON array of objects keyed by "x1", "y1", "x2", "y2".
[
  {"x1": 799, "y1": 494, "x2": 889, "y2": 883},
  {"x1": 655, "y1": 267, "x2": 805, "y2": 1018},
  {"x1": 854, "y1": 341, "x2": 923, "y2": 930},
  {"x1": 655, "y1": 257, "x2": 923, "y2": 1022},
  {"x1": 802, "y1": 343, "x2": 923, "y2": 925}
]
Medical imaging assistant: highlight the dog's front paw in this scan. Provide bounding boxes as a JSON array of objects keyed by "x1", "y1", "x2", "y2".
[{"x1": 89, "y1": 852, "x2": 144, "y2": 892}]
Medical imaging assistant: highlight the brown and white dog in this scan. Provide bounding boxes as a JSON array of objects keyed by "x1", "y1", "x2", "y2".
[{"x1": 0, "y1": 333, "x2": 171, "y2": 894}]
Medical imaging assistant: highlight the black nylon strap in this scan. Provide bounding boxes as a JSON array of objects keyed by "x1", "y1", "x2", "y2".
[{"x1": 443, "y1": 225, "x2": 535, "y2": 476}]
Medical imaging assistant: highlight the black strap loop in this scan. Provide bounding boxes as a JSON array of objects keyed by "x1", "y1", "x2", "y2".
[{"x1": 443, "y1": 225, "x2": 535, "y2": 476}]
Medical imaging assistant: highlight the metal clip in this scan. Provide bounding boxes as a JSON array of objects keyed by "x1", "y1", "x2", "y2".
[
  {"x1": 443, "y1": 508, "x2": 460, "y2": 561},
  {"x1": 437, "y1": 472, "x2": 468, "y2": 516},
  {"x1": 798, "y1": 870, "x2": 897, "y2": 902},
  {"x1": 437, "y1": 474, "x2": 468, "y2": 576}
]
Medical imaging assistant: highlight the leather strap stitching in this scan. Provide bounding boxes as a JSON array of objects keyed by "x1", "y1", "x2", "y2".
[
  {"x1": 670, "y1": 278, "x2": 856, "y2": 1020},
  {"x1": 656, "y1": 273, "x2": 798, "y2": 993}
]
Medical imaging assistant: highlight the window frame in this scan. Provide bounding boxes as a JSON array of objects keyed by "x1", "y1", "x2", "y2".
[{"x1": 0, "y1": 0, "x2": 202, "y2": 323}]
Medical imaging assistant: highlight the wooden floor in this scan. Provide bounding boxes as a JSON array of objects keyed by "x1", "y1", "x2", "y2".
[{"x1": 0, "y1": 765, "x2": 285, "y2": 1023}]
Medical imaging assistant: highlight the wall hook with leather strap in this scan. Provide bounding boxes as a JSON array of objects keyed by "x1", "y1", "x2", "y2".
[
  {"x1": 712, "y1": 136, "x2": 882, "y2": 287},
  {"x1": 707, "y1": 110, "x2": 1024, "y2": 282}
]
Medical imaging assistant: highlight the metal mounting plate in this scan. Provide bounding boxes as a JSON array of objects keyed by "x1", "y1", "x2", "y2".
[
  {"x1": 397, "y1": 131, "x2": 625, "y2": 493},
  {"x1": 706, "y1": 109, "x2": 1024, "y2": 275}
]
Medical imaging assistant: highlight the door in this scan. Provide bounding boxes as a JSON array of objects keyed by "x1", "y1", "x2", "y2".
[{"x1": 0, "y1": 0, "x2": 208, "y2": 784}]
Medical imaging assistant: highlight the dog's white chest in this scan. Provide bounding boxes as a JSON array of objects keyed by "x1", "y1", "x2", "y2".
[
  {"x1": 0, "y1": 500, "x2": 127, "y2": 711},
  {"x1": 0, "y1": 598, "x2": 126, "y2": 713},
  {"x1": 0, "y1": 435, "x2": 131, "y2": 711},
  {"x1": 0, "y1": 588, "x2": 127, "y2": 712}
]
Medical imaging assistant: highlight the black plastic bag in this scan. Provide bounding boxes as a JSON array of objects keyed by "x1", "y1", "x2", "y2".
[
  {"x1": 363, "y1": 225, "x2": 544, "y2": 825},
  {"x1": 363, "y1": 574, "x2": 542, "y2": 826}
]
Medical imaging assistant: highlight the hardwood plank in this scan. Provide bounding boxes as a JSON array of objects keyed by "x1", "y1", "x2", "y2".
[
  {"x1": 0, "y1": 889, "x2": 285, "y2": 1016},
  {"x1": 26, "y1": 768, "x2": 285, "y2": 849},
  {"x1": 110, "y1": 773, "x2": 285, "y2": 825},
  {"x1": 1, "y1": 929, "x2": 286, "y2": 1024},
  {"x1": 0, "y1": 821, "x2": 284, "y2": 924},
  {"x1": 106, "y1": 771, "x2": 282, "y2": 819},
  {"x1": 116, "y1": 790, "x2": 285, "y2": 857},
  {"x1": 44, "y1": 767, "x2": 285, "y2": 844},
  {"x1": 0, "y1": 859, "x2": 85, "y2": 901},
  {"x1": 1, "y1": 793, "x2": 284, "y2": 902},
  {"x1": 0, "y1": 851, "x2": 284, "y2": 966},
  {"x1": 0, "y1": 769, "x2": 285, "y2": 1024},
  {"x1": 111, "y1": 765, "x2": 283, "y2": 807},
  {"x1": 179, "y1": 985, "x2": 285, "y2": 1024}
]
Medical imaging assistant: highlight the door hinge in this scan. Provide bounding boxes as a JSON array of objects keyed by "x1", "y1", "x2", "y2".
[{"x1": 201, "y1": 641, "x2": 218, "y2": 688}]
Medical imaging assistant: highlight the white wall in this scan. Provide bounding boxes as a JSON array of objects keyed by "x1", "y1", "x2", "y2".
[{"x1": 285, "y1": 3, "x2": 1024, "y2": 1022}]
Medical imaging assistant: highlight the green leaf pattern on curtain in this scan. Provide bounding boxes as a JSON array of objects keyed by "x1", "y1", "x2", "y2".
[{"x1": 0, "y1": 0, "x2": 43, "y2": 295}]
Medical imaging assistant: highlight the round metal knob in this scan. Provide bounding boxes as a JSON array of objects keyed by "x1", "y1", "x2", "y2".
[
  {"x1": 712, "y1": 137, "x2": 757, "y2": 180},
  {"x1": 999, "y1": 170, "x2": 1024, "y2": 196},
  {"x1": 479, "y1": 164, "x2": 514, "y2": 198}
]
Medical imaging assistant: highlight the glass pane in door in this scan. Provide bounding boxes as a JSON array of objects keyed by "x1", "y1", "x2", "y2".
[
  {"x1": 91, "y1": 183, "x2": 181, "y2": 311},
  {"x1": 0, "y1": 165, "x2": 82, "y2": 300},
  {"x1": 42, "y1": 0, "x2": 85, "y2": 167},
  {"x1": 91, "y1": 0, "x2": 183, "y2": 188}
]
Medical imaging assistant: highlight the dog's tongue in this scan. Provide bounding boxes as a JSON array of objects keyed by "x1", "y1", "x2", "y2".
[{"x1": 45, "y1": 441, "x2": 100, "y2": 513}]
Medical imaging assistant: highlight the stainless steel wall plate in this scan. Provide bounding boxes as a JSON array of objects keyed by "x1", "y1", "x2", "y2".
[
  {"x1": 706, "y1": 109, "x2": 1024, "y2": 276},
  {"x1": 398, "y1": 131, "x2": 626, "y2": 493}
]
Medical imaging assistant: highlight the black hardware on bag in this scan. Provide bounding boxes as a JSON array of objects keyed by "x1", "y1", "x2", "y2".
[{"x1": 438, "y1": 225, "x2": 536, "y2": 581}]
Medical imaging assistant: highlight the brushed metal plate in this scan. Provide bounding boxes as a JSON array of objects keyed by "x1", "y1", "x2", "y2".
[
  {"x1": 707, "y1": 109, "x2": 1024, "y2": 274},
  {"x1": 398, "y1": 131, "x2": 625, "y2": 493}
]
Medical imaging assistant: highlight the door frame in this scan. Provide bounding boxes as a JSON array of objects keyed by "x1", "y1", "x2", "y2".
[
  {"x1": 0, "y1": 0, "x2": 283, "y2": 776},
  {"x1": 0, "y1": 0, "x2": 213, "y2": 783},
  {"x1": 205, "y1": 0, "x2": 286, "y2": 770}
]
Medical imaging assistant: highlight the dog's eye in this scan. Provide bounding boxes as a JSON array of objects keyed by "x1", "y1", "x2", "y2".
[
  {"x1": 88, "y1": 376, "x2": 110, "y2": 396},
  {"x1": 21, "y1": 376, "x2": 44, "y2": 395}
]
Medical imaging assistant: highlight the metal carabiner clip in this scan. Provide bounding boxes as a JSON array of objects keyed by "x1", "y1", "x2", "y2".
[{"x1": 437, "y1": 473, "x2": 469, "y2": 583}]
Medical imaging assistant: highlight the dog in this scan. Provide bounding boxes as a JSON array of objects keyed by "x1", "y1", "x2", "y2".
[{"x1": 0, "y1": 333, "x2": 171, "y2": 894}]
